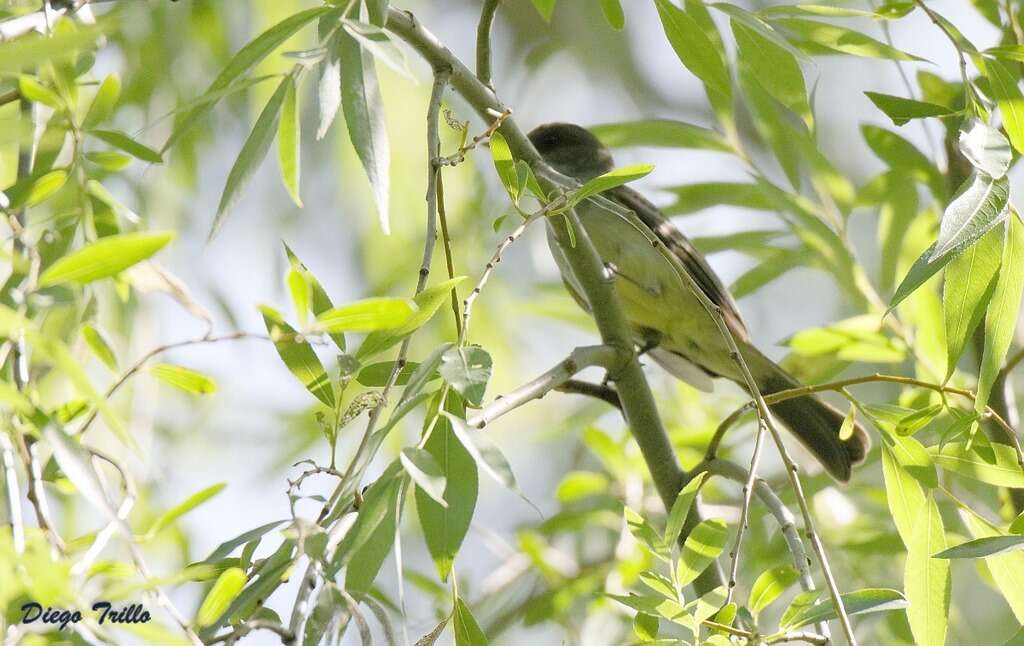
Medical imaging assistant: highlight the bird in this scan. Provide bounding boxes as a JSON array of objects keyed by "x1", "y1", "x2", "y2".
[{"x1": 528, "y1": 122, "x2": 869, "y2": 481}]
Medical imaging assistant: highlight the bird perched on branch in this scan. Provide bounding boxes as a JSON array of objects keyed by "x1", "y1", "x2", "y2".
[{"x1": 528, "y1": 122, "x2": 869, "y2": 481}]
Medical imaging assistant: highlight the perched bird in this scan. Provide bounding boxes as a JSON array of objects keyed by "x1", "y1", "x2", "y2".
[{"x1": 528, "y1": 122, "x2": 869, "y2": 481}]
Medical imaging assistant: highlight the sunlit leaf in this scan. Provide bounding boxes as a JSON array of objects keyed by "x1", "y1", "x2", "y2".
[
  {"x1": 453, "y1": 598, "x2": 488, "y2": 646},
  {"x1": 149, "y1": 363, "x2": 217, "y2": 395},
  {"x1": 865, "y1": 91, "x2": 956, "y2": 126},
  {"x1": 733, "y1": 19, "x2": 810, "y2": 125},
  {"x1": 39, "y1": 232, "x2": 174, "y2": 287},
  {"x1": 676, "y1": 518, "x2": 728, "y2": 586},
  {"x1": 943, "y1": 225, "x2": 1002, "y2": 378},
  {"x1": 81, "y1": 324, "x2": 117, "y2": 371},
  {"x1": 196, "y1": 568, "x2": 247, "y2": 627},
  {"x1": 664, "y1": 471, "x2": 707, "y2": 549},
  {"x1": 931, "y1": 441, "x2": 1024, "y2": 487},
  {"x1": 958, "y1": 118, "x2": 1011, "y2": 179},
  {"x1": 260, "y1": 306, "x2": 335, "y2": 408},
  {"x1": 773, "y1": 18, "x2": 924, "y2": 60},
  {"x1": 315, "y1": 297, "x2": 415, "y2": 333},
  {"x1": 91, "y1": 130, "x2": 163, "y2": 163},
  {"x1": 780, "y1": 588, "x2": 908, "y2": 629},
  {"x1": 653, "y1": 0, "x2": 731, "y2": 99},
  {"x1": 935, "y1": 535, "x2": 1024, "y2": 559},
  {"x1": 277, "y1": 74, "x2": 301, "y2": 207},
  {"x1": 18, "y1": 76, "x2": 63, "y2": 109},
  {"x1": 905, "y1": 493, "x2": 949, "y2": 646},
  {"x1": 977, "y1": 216, "x2": 1024, "y2": 414},
  {"x1": 145, "y1": 483, "x2": 226, "y2": 540},
  {"x1": 984, "y1": 56, "x2": 1024, "y2": 155},
  {"x1": 933, "y1": 171, "x2": 1010, "y2": 261},
  {"x1": 357, "y1": 277, "x2": 466, "y2": 359},
  {"x1": 599, "y1": 0, "x2": 625, "y2": 30},
  {"x1": 83, "y1": 73, "x2": 121, "y2": 129},
  {"x1": 439, "y1": 347, "x2": 492, "y2": 407},
  {"x1": 962, "y1": 509, "x2": 1024, "y2": 622},
  {"x1": 748, "y1": 565, "x2": 800, "y2": 617}
]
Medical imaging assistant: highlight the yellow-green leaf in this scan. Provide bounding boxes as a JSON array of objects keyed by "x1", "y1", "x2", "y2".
[
  {"x1": 315, "y1": 297, "x2": 415, "y2": 333},
  {"x1": 149, "y1": 363, "x2": 217, "y2": 395},
  {"x1": 196, "y1": 568, "x2": 247, "y2": 627},
  {"x1": 40, "y1": 232, "x2": 174, "y2": 287}
]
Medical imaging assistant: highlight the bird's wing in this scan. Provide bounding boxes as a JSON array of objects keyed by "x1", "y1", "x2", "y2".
[{"x1": 609, "y1": 184, "x2": 750, "y2": 343}]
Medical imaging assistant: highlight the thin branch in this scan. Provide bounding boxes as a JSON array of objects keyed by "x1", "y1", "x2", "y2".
[
  {"x1": 555, "y1": 378, "x2": 622, "y2": 410},
  {"x1": 436, "y1": 172, "x2": 462, "y2": 336},
  {"x1": 724, "y1": 418, "x2": 768, "y2": 606},
  {"x1": 476, "y1": 0, "x2": 501, "y2": 88},
  {"x1": 435, "y1": 107, "x2": 511, "y2": 168},
  {"x1": 706, "y1": 372, "x2": 1023, "y2": 465},
  {"x1": 0, "y1": 433, "x2": 24, "y2": 554},
  {"x1": 467, "y1": 345, "x2": 623, "y2": 428},
  {"x1": 208, "y1": 619, "x2": 295, "y2": 645}
]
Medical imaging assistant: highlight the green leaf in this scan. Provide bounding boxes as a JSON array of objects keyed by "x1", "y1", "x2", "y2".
[
  {"x1": 905, "y1": 494, "x2": 949, "y2": 646},
  {"x1": 355, "y1": 360, "x2": 424, "y2": 387},
  {"x1": 888, "y1": 433, "x2": 938, "y2": 488},
  {"x1": 633, "y1": 612, "x2": 658, "y2": 640},
  {"x1": 196, "y1": 568, "x2": 247, "y2": 627},
  {"x1": 0, "y1": 23, "x2": 106, "y2": 74},
  {"x1": 357, "y1": 277, "x2": 466, "y2": 359},
  {"x1": 453, "y1": 598, "x2": 489, "y2": 646},
  {"x1": 4, "y1": 169, "x2": 69, "y2": 209},
  {"x1": 339, "y1": 27, "x2": 390, "y2": 233},
  {"x1": 417, "y1": 395, "x2": 477, "y2": 581},
  {"x1": 81, "y1": 324, "x2": 117, "y2": 370},
  {"x1": 748, "y1": 565, "x2": 800, "y2": 617},
  {"x1": 164, "y1": 7, "x2": 331, "y2": 151},
  {"x1": 283, "y1": 243, "x2": 345, "y2": 350},
  {"x1": 773, "y1": 18, "x2": 924, "y2": 60},
  {"x1": 839, "y1": 403, "x2": 857, "y2": 440},
  {"x1": 203, "y1": 520, "x2": 286, "y2": 562},
  {"x1": 935, "y1": 535, "x2": 1024, "y2": 559},
  {"x1": 931, "y1": 441, "x2": 1024, "y2": 487},
  {"x1": 862, "y1": 125, "x2": 946, "y2": 200},
  {"x1": 664, "y1": 471, "x2": 707, "y2": 548},
  {"x1": 446, "y1": 413, "x2": 518, "y2": 491},
  {"x1": 91, "y1": 130, "x2": 163, "y2": 163},
  {"x1": 889, "y1": 243, "x2": 954, "y2": 311},
  {"x1": 211, "y1": 75, "x2": 290, "y2": 240},
  {"x1": 943, "y1": 224, "x2": 1002, "y2": 377},
  {"x1": 83, "y1": 73, "x2": 120, "y2": 129},
  {"x1": 984, "y1": 56, "x2": 1024, "y2": 155},
  {"x1": 933, "y1": 171, "x2": 1010, "y2": 261},
  {"x1": 344, "y1": 478, "x2": 399, "y2": 596},
  {"x1": 895, "y1": 404, "x2": 943, "y2": 437},
  {"x1": 490, "y1": 131, "x2": 519, "y2": 201},
  {"x1": 150, "y1": 363, "x2": 217, "y2": 395},
  {"x1": 959, "y1": 118, "x2": 1011, "y2": 179},
  {"x1": 864, "y1": 91, "x2": 956, "y2": 126},
  {"x1": 530, "y1": 0, "x2": 556, "y2": 21},
  {"x1": 145, "y1": 483, "x2": 226, "y2": 540},
  {"x1": 315, "y1": 297, "x2": 415, "y2": 333},
  {"x1": 780, "y1": 588, "x2": 908, "y2": 630},
  {"x1": 19, "y1": 76, "x2": 63, "y2": 109},
  {"x1": 260, "y1": 306, "x2": 335, "y2": 408},
  {"x1": 39, "y1": 231, "x2": 174, "y2": 287},
  {"x1": 590, "y1": 119, "x2": 731, "y2": 152},
  {"x1": 677, "y1": 518, "x2": 728, "y2": 586},
  {"x1": 977, "y1": 216, "x2": 1024, "y2": 414},
  {"x1": 439, "y1": 347, "x2": 493, "y2": 407},
  {"x1": 85, "y1": 151, "x2": 131, "y2": 171},
  {"x1": 962, "y1": 509, "x2": 1024, "y2": 622},
  {"x1": 664, "y1": 182, "x2": 774, "y2": 215},
  {"x1": 599, "y1": 0, "x2": 625, "y2": 29},
  {"x1": 568, "y1": 165, "x2": 655, "y2": 208},
  {"x1": 653, "y1": 0, "x2": 732, "y2": 100},
  {"x1": 733, "y1": 19, "x2": 810, "y2": 125},
  {"x1": 277, "y1": 74, "x2": 301, "y2": 208},
  {"x1": 1011, "y1": 511, "x2": 1024, "y2": 534},
  {"x1": 401, "y1": 447, "x2": 447, "y2": 507}
]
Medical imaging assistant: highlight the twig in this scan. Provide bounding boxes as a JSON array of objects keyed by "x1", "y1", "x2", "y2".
[
  {"x1": 16, "y1": 434, "x2": 65, "y2": 553},
  {"x1": 434, "y1": 108, "x2": 511, "y2": 167},
  {"x1": 705, "y1": 372, "x2": 1022, "y2": 465},
  {"x1": 913, "y1": 0, "x2": 975, "y2": 107},
  {"x1": 555, "y1": 378, "x2": 622, "y2": 410},
  {"x1": 476, "y1": 0, "x2": 500, "y2": 88},
  {"x1": 436, "y1": 168, "x2": 462, "y2": 336},
  {"x1": 724, "y1": 418, "x2": 768, "y2": 606},
  {"x1": 460, "y1": 208, "x2": 545, "y2": 343},
  {"x1": 0, "y1": 433, "x2": 24, "y2": 554},
  {"x1": 208, "y1": 619, "x2": 296, "y2": 645},
  {"x1": 467, "y1": 345, "x2": 623, "y2": 429}
]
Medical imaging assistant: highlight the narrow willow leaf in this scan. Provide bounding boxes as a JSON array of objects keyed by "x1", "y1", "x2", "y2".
[
  {"x1": 977, "y1": 216, "x2": 1024, "y2": 414},
  {"x1": 339, "y1": 27, "x2": 390, "y2": 233},
  {"x1": 345, "y1": 481, "x2": 398, "y2": 596},
  {"x1": 39, "y1": 231, "x2": 174, "y2": 286},
  {"x1": 733, "y1": 20, "x2": 810, "y2": 125},
  {"x1": 905, "y1": 494, "x2": 949, "y2": 646},
  {"x1": 286, "y1": 267, "x2": 311, "y2": 328},
  {"x1": 676, "y1": 518, "x2": 728, "y2": 586},
  {"x1": 4, "y1": 169, "x2": 69, "y2": 210},
  {"x1": 864, "y1": 91, "x2": 956, "y2": 126},
  {"x1": 164, "y1": 7, "x2": 331, "y2": 151},
  {"x1": 260, "y1": 306, "x2": 335, "y2": 408},
  {"x1": 984, "y1": 56, "x2": 1024, "y2": 154},
  {"x1": 862, "y1": 125, "x2": 946, "y2": 200},
  {"x1": 197, "y1": 568, "x2": 247, "y2": 627},
  {"x1": 888, "y1": 433, "x2": 937, "y2": 487},
  {"x1": 590, "y1": 119, "x2": 731, "y2": 152},
  {"x1": 653, "y1": 0, "x2": 731, "y2": 99},
  {"x1": 839, "y1": 403, "x2": 857, "y2": 440},
  {"x1": 889, "y1": 243, "x2": 953, "y2": 311},
  {"x1": 599, "y1": 0, "x2": 625, "y2": 29},
  {"x1": 962, "y1": 509, "x2": 1024, "y2": 621},
  {"x1": 760, "y1": 4, "x2": 882, "y2": 18},
  {"x1": 780, "y1": 588, "x2": 908, "y2": 630},
  {"x1": 439, "y1": 346, "x2": 492, "y2": 407},
  {"x1": 283, "y1": 243, "x2": 345, "y2": 350},
  {"x1": 664, "y1": 471, "x2": 707, "y2": 548},
  {"x1": 1011, "y1": 511, "x2": 1024, "y2": 534},
  {"x1": 935, "y1": 535, "x2": 1024, "y2": 559},
  {"x1": 355, "y1": 360, "x2": 422, "y2": 387},
  {"x1": 895, "y1": 404, "x2": 943, "y2": 436},
  {"x1": 568, "y1": 164, "x2": 654, "y2": 208},
  {"x1": 445, "y1": 413, "x2": 517, "y2": 490},
  {"x1": 43, "y1": 425, "x2": 120, "y2": 521},
  {"x1": 959, "y1": 118, "x2": 1011, "y2": 179},
  {"x1": 0, "y1": 24, "x2": 105, "y2": 74},
  {"x1": 932, "y1": 171, "x2": 1010, "y2": 260},
  {"x1": 83, "y1": 73, "x2": 120, "y2": 129},
  {"x1": 331, "y1": 465, "x2": 401, "y2": 575},
  {"x1": 315, "y1": 297, "x2": 415, "y2": 333},
  {"x1": 453, "y1": 598, "x2": 489, "y2": 646},
  {"x1": 739, "y1": 67, "x2": 802, "y2": 187},
  {"x1": 357, "y1": 277, "x2": 466, "y2": 360},
  {"x1": 149, "y1": 363, "x2": 217, "y2": 395},
  {"x1": 530, "y1": 0, "x2": 556, "y2": 21},
  {"x1": 316, "y1": 24, "x2": 342, "y2": 140},
  {"x1": 665, "y1": 182, "x2": 773, "y2": 215},
  {"x1": 490, "y1": 131, "x2": 519, "y2": 201},
  {"x1": 773, "y1": 18, "x2": 924, "y2": 60},
  {"x1": 341, "y1": 20, "x2": 413, "y2": 80},
  {"x1": 91, "y1": 130, "x2": 163, "y2": 163},
  {"x1": 943, "y1": 225, "x2": 1002, "y2": 378},
  {"x1": 366, "y1": 0, "x2": 389, "y2": 26},
  {"x1": 277, "y1": 75, "x2": 301, "y2": 207},
  {"x1": 418, "y1": 395, "x2": 477, "y2": 581},
  {"x1": 81, "y1": 324, "x2": 117, "y2": 370},
  {"x1": 85, "y1": 151, "x2": 131, "y2": 171},
  {"x1": 18, "y1": 76, "x2": 63, "y2": 109},
  {"x1": 211, "y1": 75, "x2": 290, "y2": 240},
  {"x1": 401, "y1": 447, "x2": 447, "y2": 507},
  {"x1": 931, "y1": 441, "x2": 1024, "y2": 487},
  {"x1": 145, "y1": 483, "x2": 226, "y2": 539},
  {"x1": 203, "y1": 521, "x2": 287, "y2": 563},
  {"x1": 748, "y1": 565, "x2": 800, "y2": 618}
]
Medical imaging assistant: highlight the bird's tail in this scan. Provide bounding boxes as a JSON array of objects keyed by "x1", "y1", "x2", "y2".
[{"x1": 741, "y1": 347, "x2": 869, "y2": 481}]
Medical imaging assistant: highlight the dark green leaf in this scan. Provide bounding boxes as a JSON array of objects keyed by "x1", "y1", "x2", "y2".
[
  {"x1": 439, "y1": 347, "x2": 492, "y2": 407},
  {"x1": 653, "y1": 0, "x2": 732, "y2": 99},
  {"x1": 780, "y1": 588, "x2": 908, "y2": 630},
  {"x1": 864, "y1": 91, "x2": 956, "y2": 126},
  {"x1": 453, "y1": 598, "x2": 489, "y2": 646},
  {"x1": 599, "y1": 0, "x2": 625, "y2": 29}
]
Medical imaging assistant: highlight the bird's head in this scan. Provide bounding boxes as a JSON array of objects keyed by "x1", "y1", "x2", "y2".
[{"x1": 528, "y1": 122, "x2": 615, "y2": 182}]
